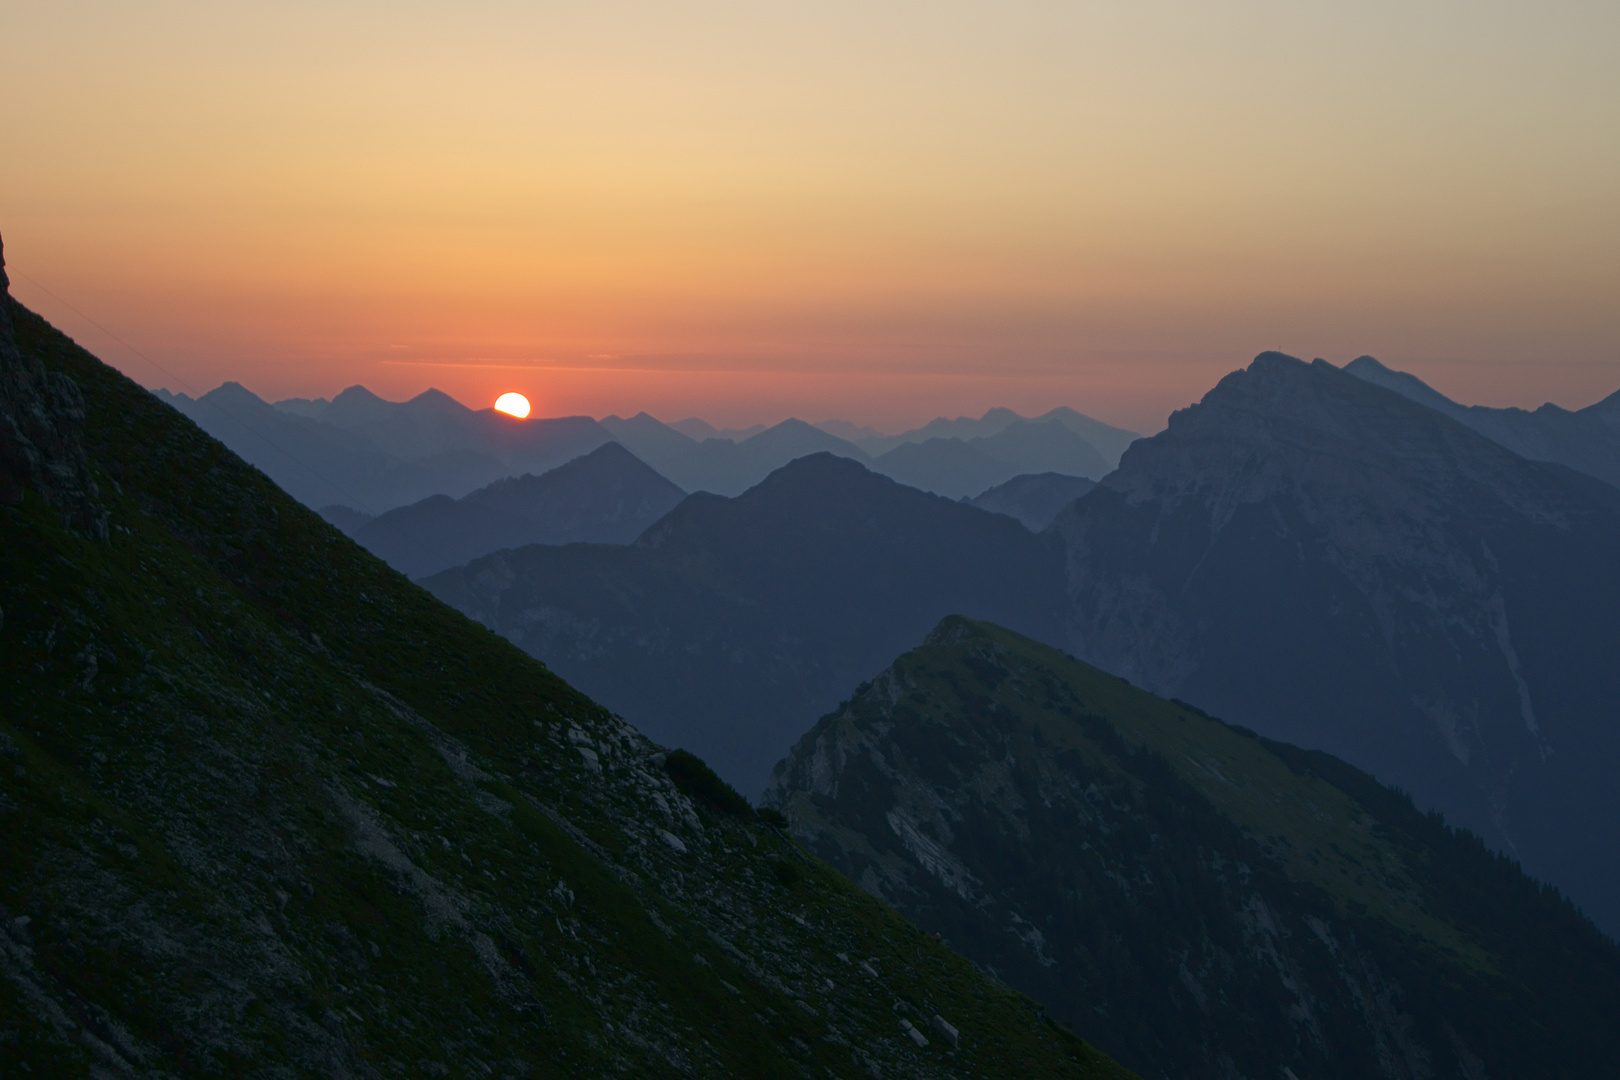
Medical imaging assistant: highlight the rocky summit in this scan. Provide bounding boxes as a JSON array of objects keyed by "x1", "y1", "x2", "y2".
[
  {"x1": 766, "y1": 616, "x2": 1620, "y2": 1080},
  {"x1": 1052, "y1": 351, "x2": 1620, "y2": 936},
  {"x1": 0, "y1": 267, "x2": 1128, "y2": 1077}
]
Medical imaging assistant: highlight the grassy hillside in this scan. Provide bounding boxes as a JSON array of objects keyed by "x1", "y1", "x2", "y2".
[
  {"x1": 766, "y1": 616, "x2": 1620, "y2": 1079},
  {"x1": 0, "y1": 298, "x2": 1132, "y2": 1079}
]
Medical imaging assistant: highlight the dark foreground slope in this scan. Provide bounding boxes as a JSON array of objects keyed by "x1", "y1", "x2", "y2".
[
  {"x1": 351, "y1": 441, "x2": 686, "y2": 579},
  {"x1": 1054, "y1": 352, "x2": 1620, "y2": 936},
  {"x1": 766, "y1": 617, "x2": 1620, "y2": 1080},
  {"x1": 424, "y1": 456, "x2": 1067, "y2": 796},
  {"x1": 0, "y1": 290, "x2": 1127, "y2": 1074}
]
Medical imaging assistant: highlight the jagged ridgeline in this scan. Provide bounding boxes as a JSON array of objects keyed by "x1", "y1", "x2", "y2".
[
  {"x1": 0, "y1": 290, "x2": 1132, "y2": 1072},
  {"x1": 765, "y1": 617, "x2": 1620, "y2": 1080}
]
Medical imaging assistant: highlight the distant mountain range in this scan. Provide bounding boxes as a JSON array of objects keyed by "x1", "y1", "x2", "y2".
[
  {"x1": 1054, "y1": 352, "x2": 1620, "y2": 936},
  {"x1": 157, "y1": 382, "x2": 1137, "y2": 513},
  {"x1": 156, "y1": 383, "x2": 611, "y2": 512},
  {"x1": 423, "y1": 454, "x2": 1068, "y2": 796},
  {"x1": 767, "y1": 617, "x2": 1620, "y2": 1080},
  {"x1": 1346, "y1": 354, "x2": 1620, "y2": 488},
  {"x1": 333, "y1": 442, "x2": 687, "y2": 579}
]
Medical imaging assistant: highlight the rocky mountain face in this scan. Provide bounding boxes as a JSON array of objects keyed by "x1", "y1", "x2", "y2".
[
  {"x1": 1346, "y1": 355, "x2": 1620, "y2": 488},
  {"x1": 0, "y1": 295, "x2": 1131, "y2": 1078},
  {"x1": 423, "y1": 455, "x2": 1068, "y2": 797},
  {"x1": 1053, "y1": 352, "x2": 1620, "y2": 936},
  {"x1": 0, "y1": 234, "x2": 106, "y2": 539},
  {"x1": 765, "y1": 617, "x2": 1620, "y2": 1080},
  {"x1": 966, "y1": 473, "x2": 1096, "y2": 532},
  {"x1": 347, "y1": 442, "x2": 686, "y2": 579}
]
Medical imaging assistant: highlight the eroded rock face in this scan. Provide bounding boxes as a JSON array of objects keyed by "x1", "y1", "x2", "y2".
[{"x1": 0, "y1": 233, "x2": 107, "y2": 538}]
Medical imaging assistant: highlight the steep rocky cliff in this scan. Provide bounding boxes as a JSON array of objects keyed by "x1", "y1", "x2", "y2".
[
  {"x1": 766, "y1": 617, "x2": 1620, "y2": 1080},
  {"x1": 1053, "y1": 352, "x2": 1620, "y2": 935}
]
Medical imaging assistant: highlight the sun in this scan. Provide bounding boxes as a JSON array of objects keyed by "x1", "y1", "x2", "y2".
[{"x1": 493, "y1": 392, "x2": 531, "y2": 419}]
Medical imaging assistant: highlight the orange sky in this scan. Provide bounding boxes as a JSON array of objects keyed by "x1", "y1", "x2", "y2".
[{"x1": 4, "y1": 1, "x2": 1617, "y2": 433}]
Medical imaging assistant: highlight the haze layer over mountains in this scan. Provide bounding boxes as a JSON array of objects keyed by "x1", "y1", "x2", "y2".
[{"x1": 160, "y1": 381, "x2": 1138, "y2": 514}]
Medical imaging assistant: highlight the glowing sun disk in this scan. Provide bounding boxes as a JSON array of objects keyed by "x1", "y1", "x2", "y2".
[{"x1": 494, "y1": 392, "x2": 531, "y2": 418}]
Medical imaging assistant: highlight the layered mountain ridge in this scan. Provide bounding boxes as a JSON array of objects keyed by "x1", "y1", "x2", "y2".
[
  {"x1": 425, "y1": 455, "x2": 1069, "y2": 796},
  {"x1": 345, "y1": 441, "x2": 687, "y2": 579}
]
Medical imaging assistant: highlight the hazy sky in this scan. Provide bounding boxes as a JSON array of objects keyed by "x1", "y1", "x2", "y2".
[{"x1": 4, "y1": 0, "x2": 1617, "y2": 432}]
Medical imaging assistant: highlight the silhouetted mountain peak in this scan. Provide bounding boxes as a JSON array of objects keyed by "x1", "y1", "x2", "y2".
[{"x1": 1107, "y1": 350, "x2": 1563, "y2": 522}]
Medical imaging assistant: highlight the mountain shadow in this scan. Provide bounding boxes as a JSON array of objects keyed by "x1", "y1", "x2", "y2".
[
  {"x1": 0, "y1": 245, "x2": 1129, "y2": 1078},
  {"x1": 766, "y1": 616, "x2": 1620, "y2": 1080},
  {"x1": 1053, "y1": 351, "x2": 1620, "y2": 936},
  {"x1": 424, "y1": 455, "x2": 1068, "y2": 796},
  {"x1": 350, "y1": 441, "x2": 685, "y2": 578}
]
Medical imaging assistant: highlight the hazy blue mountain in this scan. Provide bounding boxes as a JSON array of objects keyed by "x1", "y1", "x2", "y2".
[
  {"x1": 966, "y1": 472, "x2": 1095, "y2": 531},
  {"x1": 813, "y1": 418, "x2": 886, "y2": 443},
  {"x1": 582, "y1": 415, "x2": 872, "y2": 495},
  {"x1": 872, "y1": 420, "x2": 1110, "y2": 499},
  {"x1": 852, "y1": 407, "x2": 1141, "y2": 469},
  {"x1": 155, "y1": 382, "x2": 459, "y2": 511},
  {"x1": 666, "y1": 416, "x2": 768, "y2": 441},
  {"x1": 3, "y1": 280, "x2": 1124, "y2": 1077},
  {"x1": 599, "y1": 410, "x2": 704, "y2": 465},
  {"x1": 1053, "y1": 351, "x2": 1620, "y2": 936},
  {"x1": 872, "y1": 438, "x2": 1013, "y2": 499},
  {"x1": 351, "y1": 441, "x2": 685, "y2": 579},
  {"x1": 161, "y1": 382, "x2": 618, "y2": 513},
  {"x1": 767, "y1": 617, "x2": 1620, "y2": 1080},
  {"x1": 1345, "y1": 355, "x2": 1620, "y2": 488},
  {"x1": 269, "y1": 393, "x2": 331, "y2": 419},
  {"x1": 971, "y1": 418, "x2": 1110, "y2": 480},
  {"x1": 424, "y1": 454, "x2": 1067, "y2": 796},
  {"x1": 314, "y1": 384, "x2": 614, "y2": 480}
]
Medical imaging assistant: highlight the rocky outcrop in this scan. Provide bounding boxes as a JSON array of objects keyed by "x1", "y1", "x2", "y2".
[{"x1": 0, "y1": 233, "x2": 107, "y2": 538}]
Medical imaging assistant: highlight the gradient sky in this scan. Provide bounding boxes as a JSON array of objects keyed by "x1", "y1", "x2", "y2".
[{"x1": 3, "y1": 0, "x2": 1617, "y2": 433}]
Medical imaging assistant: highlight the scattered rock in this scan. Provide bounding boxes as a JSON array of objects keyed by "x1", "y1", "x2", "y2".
[{"x1": 930, "y1": 1014, "x2": 959, "y2": 1048}]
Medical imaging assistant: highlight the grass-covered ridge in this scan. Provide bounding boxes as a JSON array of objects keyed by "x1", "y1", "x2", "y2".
[
  {"x1": 0, "y1": 299, "x2": 1133, "y2": 1079},
  {"x1": 766, "y1": 615, "x2": 1620, "y2": 1079}
]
